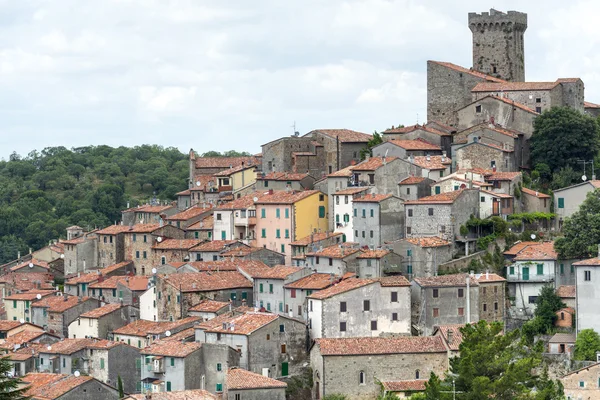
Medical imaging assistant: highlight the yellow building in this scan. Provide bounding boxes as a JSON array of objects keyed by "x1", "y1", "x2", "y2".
[
  {"x1": 214, "y1": 164, "x2": 257, "y2": 193},
  {"x1": 255, "y1": 190, "x2": 328, "y2": 264}
]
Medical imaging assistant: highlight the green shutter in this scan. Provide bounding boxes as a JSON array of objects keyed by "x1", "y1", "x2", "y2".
[
  {"x1": 12, "y1": 301, "x2": 16, "y2": 309},
  {"x1": 221, "y1": 231, "x2": 226, "y2": 240},
  {"x1": 560, "y1": 264, "x2": 564, "y2": 274},
  {"x1": 167, "y1": 381, "x2": 172, "y2": 392},
  {"x1": 170, "y1": 357, "x2": 175, "y2": 367},
  {"x1": 276, "y1": 229, "x2": 280, "y2": 238},
  {"x1": 242, "y1": 292, "x2": 248, "y2": 299},
  {"x1": 558, "y1": 198, "x2": 564, "y2": 208},
  {"x1": 282, "y1": 362, "x2": 289, "y2": 376},
  {"x1": 319, "y1": 206, "x2": 325, "y2": 218},
  {"x1": 370, "y1": 209, "x2": 374, "y2": 217},
  {"x1": 216, "y1": 383, "x2": 223, "y2": 392},
  {"x1": 261, "y1": 229, "x2": 266, "y2": 238},
  {"x1": 281, "y1": 244, "x2": 285, "y2": 253},
  {"x1": 407, "y1": 265, "x2": 413, "y2": 274},
  {"x1": 136, "y1": 358, "x2": 141, "y2": 369},
  {"x1": 276, "y1": 208, "x2": 280, "y2": 218},
  {"x1": 259, "y1": 283, "x2": 263, "y2": 293},
  {"x1": 537, "y1": 264, "x2": 544, "y2": 275},
  {"x1": 510, "y1": 266, "x2": 515, "y2": 275},
  {"x1": 435, "y1": 186, "x2": 441, "y2": 194},
  {"x1": 217, "y1": 363, "x2": 222, "y2": 371},
  {"x1": 269, "y1": 284, "x2": 273, "y2": 293},
  {"x1": 261, "y1": 209, "x2": 266, "y2": 218},
  {"x1": 100, "y1": 358, "x2": 105, "y2": 369},
  {"x1": 285, "y1": 208, "x2": 289, "y2": 218},
  {"x1": 285, "y1": 229, "x2": 289, "y2": 238}
]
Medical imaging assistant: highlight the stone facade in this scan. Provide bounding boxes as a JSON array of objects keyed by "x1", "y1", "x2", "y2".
[
  {"x1": 63, "y1": 233, "x2": 98, "y2": 276},
  {"x1": 561, "y1": 363, "x2": 600, "y2": 400},
  {"x1": 352, "y1": 195, "x2": 404, "y2": 247},
  {"x1": 97, "y1": 232, "x2": 126, "y2": 269},
  {"x1": 31, "y1": 297, "x2": 100, "y2": 338},
  {"x1": 123, "y1": 225, "x2": 184, "y2": 276},
  {"x1": 390, "y1": 239, "x2": 454, "y2": 278},
  {"x1": 455, "y1": 141, "x2": 515, "y2": 172},
  {"x1": 261, "y1": 136, "x2": 323, "y2": 177}
]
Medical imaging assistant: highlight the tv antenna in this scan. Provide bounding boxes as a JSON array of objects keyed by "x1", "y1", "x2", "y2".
[{"x1": 291, "y1": 121, "x2": 299, "y2": 137}]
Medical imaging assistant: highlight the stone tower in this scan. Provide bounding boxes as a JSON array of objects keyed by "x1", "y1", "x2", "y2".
[{"x1": 469, "y1": 9, "x2": 527, "y2": 82}]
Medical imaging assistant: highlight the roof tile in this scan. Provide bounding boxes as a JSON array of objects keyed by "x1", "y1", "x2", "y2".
[
  {"x1": 316, "y1": 336, "x2": 447, "y2": 355},
  {"x1": 227, "y1": 367, "x2": 287, "y2": 389}
]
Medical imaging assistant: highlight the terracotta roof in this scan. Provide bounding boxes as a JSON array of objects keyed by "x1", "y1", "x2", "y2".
[
  {"x1": 244, "y1": 265, "x2": 302, "y2": 280},
  {"x1": 123, "y1": 224, "x2": 161, "y2": 233},
  {"x1": 201, "y1": 312, "x2": 278, "y2": 335},
  {"x1": 0, "y1": 272, "x2": 54, "y2": 291},
  {"x1": 0, "y1": 331, "x2": 54, "y2": 350},
  {"x1": 152, "y1": 238, "x2": 203, "y2": 250},
  {"x1": 403, "y1": 237, "x2": 451, "y2": 248},
  {"x1": 585, "y1": 101, "x2": 600, "y2": 109},
  {"x1": 434, "y1": 324, "x2": 465, "y2": 351},
  {"x1": 285, "y1": 273, "x2": 336, "y2": 290},
  {"x1": 214, "y1": 164, "x2": 256, "y2": 177},
  {"x1": 258, "y1": 172, "x2": 309, "y2": 181},
  {"x1": 405, "y1": 189, "x2": 465, "y2": 205},
  {"x1": 194, "y1": 156, "x2": 261, "y2": 170},
  {"x1": 10, "y1": 259, "x2": 49, "y2": 272},
  {"x1": 190, "y1": 175, "x2": 218, "y2": 191},
  {"x1": 353, "y1": 193, "x2": 394, "y2": 203},
  {"x1": 429, "y1": 61, "x2": 506, "y2": 83},
  {"x1": 22, "y1": 373, "x2": 96, "y2": 399},
  {"x1": 383, "y1": 124, "x2": 451, "y2": 137},
  {"x1": 5, "y1": 291, "x2": 55, "y2": 301},
  {"x1": 557, "y1": 285, "x2": 576, "y2": 298},
  {"x1": 513, "y1": 242, "x2": 557, "y2": 261},
  {"x1": 382, "y1": 380, "x2": 427, "y2": 392},
  {"x1": 411, "y1": 155, "x2": 451, "y2": 170},
  {"x1": 306, "y1": 244, "x2": 361, "y2": 259},
  {"x1": 521, "y1": 187, "x2": 550, "y2": 199},
  {"x1": 174, "y1": 260, "x2": 239, "y2": 272},
  {"x1": 504, "y1": 241, "x2": 538, "y2": 256},
  {"x1": 0, "y1": 321, "x2": 22, "y2": 331},
  {"x1": 414, "y1": 273, "x2": 478, "y2": 288},
  {"x1": 549, "y1": 332, "x2": 576, "y2": 344},
  {"x1": 219, "y1": 247, "x2": 266, "y2": 258},
  {"x1": 254, "y1": 190, "x2": 320, "y2": 204},
  {"x1": 32, "y1": 295, "x2": 93, "y2": 313},
  {"x1": 486, "y1": 172, "x2": 521, "y2": 181},
  {"x1": 100, "y1": 260, "x2": 133, "y2": 275},
  {"x1": 79, "y1": 303, "x2": 122, "y2": 319},
  {"x1": 96, "y1": 225, "x2": 132, "y2": 235},
  {"x1": 190, "y1": 240, "x2": 241, "y2": 252},
  {"x1": 227, "y1": 367, "x2": 287, "y2": 389},
  {"x1": 352, "y1": 156, "x2": 398, "y2": 171},
  {"x1": 357, "y1": 249, "x2": 390, "y2": 259},
  {"x1": 374, "y1": 276, "x2": 411, "y2": 287},
  {"x1": 65, "y1": 272, "x2": 101, "y2": 285},
  {"x1": 481, "y1": 190, "x2": 513, "y2": 199},
  {"x1": 308, "y1": 278, "x2": 375, "y2": 299},
  {"x1": 472, "y1": 81, "x2": 560, "y2": 92},
  {"x1": 163, "y1": 272, "x2": 252, "y2": 292},
  {"x1": 114, "y1": 317, "x2": 200, "y2": 337},
  {"x1": 126, "y1": 390, "x2": 217, "y2": 400},
  {"x1": 334, "y1": 187, "x2": 370, "y2": 196},
  {"x1": 176, "y1": 189, "x2": 191, "y2": 196},
  {"x1": 327, "y1": 165, "x2": 354, "y2": 177},
  {"x1": 385, "y1": 139, "x2": 441, "y2": 151},
  {"x1": 189, "y1": 299, "x2": 230, "y2": 313},
  {"x1": 473, "y1": 273, "x2": 506, "y2": 283},
  {"x1": 187, "y1": 216, "x2": 214, "y2": 230},
  {"x1": 41, "y1": 338, "x2": 94, "y2": 355},
  {"x1": 486, "y1": 95, "x2": 539, "y2": 114},
  {"x1": 316, "y1": 336, "x2": 447, "y2": 356},
  {"x1": 573, "y1": 257, "x2": 600, "y2": 266},
  {"x1": 399, "y1": 176, "x2": 426, "y2": 185},
  {"x1": 311, "y1": 129, "x2": 372, "y2": 143},
  {"x1": 290, "y1": 232, "x2": 342, "y2": 246},
  {"x1": 166, "y1": 206, "x2": 212, "y2": 221},
  {"x1": 141, "y1": 340, "x2": 202, "y2": 357},
  {"x1": 89, "y1": 276, "x2": 149, "y2": 291}
]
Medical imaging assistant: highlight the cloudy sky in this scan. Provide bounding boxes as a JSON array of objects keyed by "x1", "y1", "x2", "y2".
[{"x1": 1, "y1": 0, "x2": 598, "y2": 159}]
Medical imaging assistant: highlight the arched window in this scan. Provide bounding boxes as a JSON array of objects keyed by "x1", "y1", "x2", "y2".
[
  {"x1": 561, "y1": 312, "x2": 565, "y2": 320},
  {"x1": 359, "y1": 371, "x2": 365, "y2": 385},
  {"x1": 415, "y1": 369, "x2": 420, "y2": 379}
]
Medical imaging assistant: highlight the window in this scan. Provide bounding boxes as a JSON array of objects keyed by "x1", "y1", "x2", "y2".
[
  {"x1": 370, "y1": 209, "x2": 374, "y2": 218},
  {"x1": 369, "y1": 230, "x2": 373, "y2": 238},
  {"x1": 340, "y1": 321, "x2": 347, "y2": 331},
  {"x1": 143, "y1": 235, "x2": 147, "y2": 243},
  {"x1": 281, "y1": 344, "x2": 286, "y2": 353},
  {"x1": 100, "y1": 358, "x2": 105, "y2": 369},
  {"x1": 261, "y1": 209, "x2": 266, "y2": 218},
  {"x1": 428, "y1": 208, "x2": 434, "y2": 216},
  {"x1": 494, "y1": 302, "x2": 498, "y2": 311},
  {"x1": 136, "y1": 251, "x2": 140, "y2": 259},
  {"x1": 407, "y1": 264, "x2": 413, "y2": 274},
  {"x1": 133, "y1": 234, "x2": 137, "y2": 242},
  {"x1": 537, "y1": 264, "x2": 544, "y2": 275},
  {"x1": 392, "y1": 312, "x2": 398, "y2": 321},
  {"x1": 415, "y1": 369, "x2": 420, "y2": 379},
  {"x1": 458, "y1": 288, "x2": 464, "y2": 298},
  {"x1": 406, "y1": 188, "x2": 411, "y2": 195},
  {"x1": 217, "y1": 363, "x2": 222, "y2": 371},
  {"x1": 285, "y1": 208, "x2": 289, "y2": 218},
  {"x1": 355, "y1": 230, "x2": 359, "y2": 237},
  {"x1": 435, "y1": 186, "x2": 441, "y2": 194},
  {"x1": 319, "y1": 206, "x2": 326, "y2": 218},
  {"x1": 285, "y1": 229, "x2": 289, "y2": 238},
  {"x1": 359, "y1": 371, "x2": 365, "y2": 385},
  {"x1": 362, "y1": 231, "x2": 365, "y2": 238},
  {"x1": 407, "y1": 227, "x2": 411, "y2": 235},
  {"x1": 291, "y1": 289, "x2": 296, "y2": 298},
  {"x1": 340, "y1": 302, "x2": 347, "y2": 312},
  {"x1": 269, "y1": 284, "x2": 273, "y2": 294},
  {"x1": 371, "y1": 320, "x2": 378, "y2": 330},
  {"x1": 363, "y1": 300, "x2": 370, "y2": 311},
  {"x1": 266, "y1": 302, "x2": 271, "y2": 311},
  {"x1": 362, "y1": 209, "x2": 366, "y2": 218},
  {"x1": 279, "y1": 302, "x2": 283, "y2": 312},
  {"x1": 276, "y1": 229, "x2": 281, "y2": 238},
  {"x1": 216, "y1": 383, "x2": 222, "y2": 392},
  {"x1": 12, "y1": 300, "x2": 16, "y2": 309},
  {"x1": 579, "y1": 381, "x2": 585, "y2": 388},
  {"x1": 319, "y1": 194, "x2": 324, "y2": 201},
  {"x1": 368, "y1": 174, "x2": 375, "y2": 184},
  {"x1": 509, "y1": 266, "x2": 515, "y2": 275},
  {"x1": 335, "y1": 196, "x2": 339, "y2": 205},
  {"x1": 475, "y1": 105, "x2": 482, "y2": 113},
  {"x1": 585, "y1": 270, "x2": 592, "y2": 281},
  {"x1": 367, "y1": 259, "x2": 372, "y2": 267},
  {"x1": 407, "y1": 209, "x2": 413, "y2": 217},
  {"x1": 560, "y1": 264, "x2": 564, "y2": 275},
  {"x1": 310, "y1": 301, "x2": 313, "y2": 311},
  {"x1": 528, "y1": 296, "x2": 538, "y2": 304},
  {"x1": 316, "y1": 256, "x2": 320, "y2": 264},
  {"x1": 536, "y1": 106, "x2": 542, "y2": 113},
  {"x1": 483, "y1": 303, "x2": 487, "y2": 312},
  {"x1": 433, "y1": 289, "x2": 439, "y2": 298},
  {"x1": 458, "y1": 307, "x2": 464, "y2": 316},
  {"x1": 345, "y1": 196, "x2": 349, "y2": 204},
  {"x1": 259, "y1": 283, "x2": 264, "y2": 293},
  {"x1": 391, "y1": 291, "x2": 398, "y2": 302},
  {"x1": 261, "y1": 229, "x2": 266, "y2": 238},
  {"x1": 433, "y1": 308, "x2": 439, "y2": 317},
  {"x1": 558, "y1": 198, "x2": 564, "y2": 209},
  {"x1": 354, "y1": 208, "x2": 357, "y2": 217},
  {"x1": 276, "y1": 208, "x2": 280, "y2": 218}
]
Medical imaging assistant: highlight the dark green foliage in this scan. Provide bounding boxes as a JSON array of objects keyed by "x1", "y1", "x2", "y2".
[
  {"x1": 530, "y1": 107, "x2": 600, "y2": 173},
  {"x1": 555, "y1": 188, "x2": 600, "y2": 259},
  {"x1": 322, "y1": 395, "x2": 348, "y2": 400},
  {"x1": 521, "y1": 286, "x2": 565, "y2": 344},
  {"x1": 117, "y1": 375, "x2": 124, "y2": 399},
  {"x1": 0, "y1": 145, "x2": 188, "y2": 263},
  {"x1": 201, "y1": 150, "x2": 252, "y2": 157},
  {"x1": 423, "y1": 372, "x2": 443, "y2": 400},
  {"x1": 285, "y1": 367, "x2": 313, "y2": 400},
  {"x1": 0, "y1": 356, "x2": 30, "y2": 398},
  {"x1": 574, "y1": 329, "x2": 600, "y2": 361},
  {"x1": 360, "y1": 131, "x2": 383, "y2": 160}
]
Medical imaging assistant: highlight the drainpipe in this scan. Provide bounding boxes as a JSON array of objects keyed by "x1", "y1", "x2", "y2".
[
  {"x1": 336, "y1": 136, "x2": 340, "y2": 171},
  {"x1": 466, "y1": 275, "x2": 471, "y2": 324}
]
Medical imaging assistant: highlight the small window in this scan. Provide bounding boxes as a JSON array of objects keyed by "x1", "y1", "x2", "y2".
[
  {"x1": 433, "y1": 289, "x2": 439, "y2": 298},
  {"x1": 340, "y1": 321, "x2": 347, "y2": 332},
  {"x1": 407, "y1": 226, "x2": 411, "y2": 234},
  {"x1": 536, "y1": 106, "x2": 542, "y2": 113},
  {"x1": 458, "y1": 288, "x2": 464, "y2": 298},
  {"x1": 281, "y1": 344, "x2": 286, "y2": 353},
  {"x1": 480, "y1": 196, "x2": 485, "y2": 202},
  {"x1": 536, "y1": 97, "x2": 541, "y2": 103},
  {"x1": 280, "y1": 324, "x2": 285, "y2": 333},
  {"x1": 391, "y1": 292, "x2": 398, "y2": 302},
  {"x1": 509, "y1": 266, "x2": 515, "y2": 275},
  {"x1": 216, "y1": 383, "x2": 223, "y2": 392},
  {"x1": 359, "y1": 371, "x2": 365, "y2": 385},
  {"x1": 371, "y1": 320, "x2": 377, "y2": 330},
  {"x1": 319, "y1": 194, "x2": 324, "y2": 201},
  {"x1": 407, "y1": 209, "x2": 413, "y2": 217},
  {"x1": 392, "y1": 312, "x2": 398, "y2": 321},
  {"x1": 340, "y1": 302, "x2": 347, "y2": 312},
  {"x1": 329, "y1": 258, "x2": 333, "y2": 266},
  {"x1": 363, "y1": 300, "x2": 370, "y2": 311},
  {"x1": 494, "y1": 302, "x2": 498, "y2": 311},
  {"x1": 483, "y1": 303, "x2": 487, "y2": 312},
  {"x1": 415, "y1": 369, "x2": 420, "y2": 379},
  {"x1": 458, "y1": 307, "x2": 464, "y2": 316},
  {"x1": 433, "y1": 308, "x2": 439, "y2": 317},
  {"x1": 585, "y1": 270, "x2": 592, "y2": 281}
]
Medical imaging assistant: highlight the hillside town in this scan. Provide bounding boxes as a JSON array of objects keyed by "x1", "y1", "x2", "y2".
[{"x1": 3, "y1": 7, "x2": 600, "y2": 400}]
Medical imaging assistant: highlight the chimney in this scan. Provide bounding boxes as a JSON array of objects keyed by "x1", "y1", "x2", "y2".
[
  {"x1": 17, "y1": 251, "x2": 20, "y2": 260},
  {"x1": 597, "y1": 244, "x2": 600, "y2": 259},
  {"x1": 268, "y1": 189, "x2": 274, "y2": 195},
  {"x1": 29, "y1": 248, "x2": 32, "y2": 255},
  {"x1": 486, "y1": 270, "x2": 489, "y2": 280},
  {"x1": 447, "y1": 329, "x2": 454, "y2": 344}
]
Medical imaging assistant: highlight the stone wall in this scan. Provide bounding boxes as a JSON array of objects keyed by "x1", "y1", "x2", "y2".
[{"x1": 438, "y1": 251, "x2": 487, "y2": 274}]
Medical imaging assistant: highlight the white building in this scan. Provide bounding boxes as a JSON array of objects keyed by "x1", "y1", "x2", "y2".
[
  {"x1": 573, "y1": 255, "x2": 600, "y2": 334},
  {"x1": 140, "y1": 285, "x2": 158, "y2": 321},
  {"x1": 332, "y1": 187, "x2": 369, "y2": 242}
]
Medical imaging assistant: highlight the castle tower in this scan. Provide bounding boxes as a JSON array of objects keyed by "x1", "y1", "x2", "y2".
[{"x1": 469, "y1": 9, "x2": 527, "y2": 82}]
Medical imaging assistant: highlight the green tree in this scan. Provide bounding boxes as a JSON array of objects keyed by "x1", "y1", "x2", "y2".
[
  {"x1": 534, "y1": 285, "x2": 566, "y2": 332},
  {"x1": 0, "y1": 356, "x2": 31, "y2": 399},
  {"x1": 360, "y1": 131, "x2": 383, "y2": 160},
  {"x1": 530, "y1": 106, "x2": 600, "y2": 173},
  {"x1": 574, "y1": 329, "x2": 600, "y2": 361},
  {"x1": 117, "y1": 375, "x2": 124, "y2": 399},
  {"x1": 322, "y1": 395, "x2": 347, "y2": 400},
  {"x1": 423, "y1": 372, "x2": 443, "y2": 400},
  {"x1": 555, "y1": 188, "x2": 600, "y2": 259}
]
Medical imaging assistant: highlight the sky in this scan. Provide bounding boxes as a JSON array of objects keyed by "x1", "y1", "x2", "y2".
[{"x1": 1, "y1": 0, "x2": 600, "y2": 159}]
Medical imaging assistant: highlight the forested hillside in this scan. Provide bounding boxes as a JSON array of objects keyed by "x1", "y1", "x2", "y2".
[{"x1": 0, "y1": 145, "x2": 189, "y2": 263}]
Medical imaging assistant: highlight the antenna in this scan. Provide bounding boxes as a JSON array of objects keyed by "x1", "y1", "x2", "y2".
[{"x1": 291, "y1": 121, "x2": 300, "y2": 137}]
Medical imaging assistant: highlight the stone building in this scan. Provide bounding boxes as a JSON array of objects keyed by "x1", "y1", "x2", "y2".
[
  {"x1": 122, "y1": 223, "x2": 184, "y2": 276},
  {"x1": 410, "y1": 155, "x2": 452, "y2": 182},
  {"x1": 372, "y1": 139, "x2": 442, "y2": 159},
  {"x1": 121, "y1": 204, "x2": 178, "y2": 226},
  {"x1": 189, "y1": 150, "x2": 261, "y2": 178},
  {"x1": 284, "y1": 273, "x2": 337, "y2": 321},
  {"x1": 112, "y1": 317, "x2": 200, "y2": 348},
  {"x1": 553, "y1": 180, "x2": 600, "y2": 230},
  {"x1": 308, "y1": 129, "x2": 372, "y2": 175},
  {"x1": 573, "y1": 256, "x2": 600, "y2": 334},
  {"x1": 381, "y1": 124, "x2": 453, "y2": 156},
  {"x1": 22, "y1": 373, "x2": 120, "y2": 400},
  {"x1": 356, "y1": 249, "x2": 403, "y2": 279},
  {"x1": 185, "y1": 215, "x2": 214, "y2": 241},
  {"x1": 68, "y1": 303, "x2": 138, "y2": 340},
  {"x1": 397, "y1": 176, "x2": 434, "y2": 201},
  {"x1": 308, "y1": 277, "x2": 411, "y2": 339},
  {"x1": 190, "y1": 240, "x2": 247, "y2": 262},
  {"x1": 225, "y1": 367, "x2": 287, "y2": 400},
  {"x1": 31, "y1": 294, "x2": 100, "y2": 338},
  {"x1": 310, "y1": 336, "x2": 448, "y2": 400},
  {"x1": 352, "y1": 194, "x2": 404, "y2": 247},
  {"x1": 474, "y1": 272, "x2": 506, "y2": 324},
  {"x1": 585, "y1": 101, "x2": 600, "y2": 117},
  {"x1": 219, "y1": 246, "x2": 285, "y2": 268},
  {"x1": 560, "y1": 362, "x2": 600, "y2": 400},
  {"x1": 63, "y1": 230, "x2": 98, "y2": 276},
  {"x1": 3, "y1": 291, "x2": 55, "y2": 323},
  {"x1": 261, "y1": 136, "x2": 325, "y2": 178},
  {"x1": 521, "y1": 187, "x2": 551, "y2": 213},
  {"x1": 305, "y1": 244, "x2": 361, "y2": 276},
  {"x1": 289, "y1": 232, "x2": 343, "y2": 266},
  {"x1": 390, "y1": 237, "x2": 453, "y2": 278},
  {"x1": 165, "y1": 205, "x2": 213, "y2": 230},
  {"x1": 256, "y1": 172, "x2": 316, "y2": 191},
  {"x1": 96, "y1": 225, "x2": 130, "y2": 269},
  {"x1": 88, "y1": 275, "x2": 148, "y2": 307},
  {"x1": 251, "y1": 266, "x2": 312, "y2": 315},
  {"x1": 187, "y1": 299, "x2": 230, "y2": 321},
  {"x1": 151, "y1": 238, "x2": 202, "y2": 267}
]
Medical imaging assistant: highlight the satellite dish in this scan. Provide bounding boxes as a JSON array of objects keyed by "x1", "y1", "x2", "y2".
[
  {"x1": 531, "y1": 234, "x2": 536, "y2": 240},
  {"x1": 253, "y1": 197, "x2": 258, "y2": 202},
  {"x1": 28, "y1": 263, "x2": 34, "y2": 268},
  {"x1": 36, "y1": 294, "x2": 42, "y2": 300},
  {"x1": 165, "y1": 331, "x2": 171, "y2": 337},
  {"x1": 582, "y1": 175, "x2": 588, "y2": 182},
  {"x1": 152, "y1": 268, "x2": 157, "y2": 275},
  {"x1": 157, "y1": 237, "x2": 163, "y2": 243},
  {"x1": 74, "y1": 371, "x2": 80, "y2": 377},
  {"x1": 6, "y1": 372, "x2": 12, "y2": 378},
  {"x1": 60, "y1": 254, "x2": 65, "y2": 259},
  {"x1": 196, "y1": 181, "x2": 201, "y2": 187},
  {"x1": 47, "y1": 346, "x2": 52, "y2": 351},
  {"x1": 19, "y1": 319, "x2": 25, "y2": 324}
]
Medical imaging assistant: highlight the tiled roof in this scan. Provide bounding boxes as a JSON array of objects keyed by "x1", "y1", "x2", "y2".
[
  {"x1": 316, "y1": 336, "x2": 447, "y2": 356},
  {"x1": 549, "y1": 332, "x2": 576, "y2": 344},
  {"x1": 403, "y1": 237, "x2": 451, "y2": 248},
  {"x1": 357, "y1": 249, "x2": 390, "y2": 259},
  {"x1": 166, "y1": 206, "x2": 212, "y2": 221},
  {"x1": 254, "y1": 190, "x2": 320, "y2": 204},
  {"x1": 60, "y1": 237, "x2": 86, "y2": 245},
  {"x1": 429, "y1": 61, "x2": 506, "y2": 83},
  {"x1": 176, "y1": 189, "x2": 191, "y2": 196},
  {"x1": 175, "y1": 260, "x2": 239, "y2": 272},
  {"x1": 0, "y1": 331, "x2": 54, "y2": 350},
  {"x1": 0, "y1": 272, "x2": 54, "y2": 291},
  {"x1": 306, "y1": 244, "x2": 361, "y2": 259},
  {"x1": 244, "y1": 265, "x2": 302, "y2": 280},
  {"x1": 473, "y1": 273, "x2": 506, "y2": 283},
  {"x1": 41, "y1": 338, "x2": 94, "y2": 355},
  {"x1": 585, "y1": 101, "x2": 600, "y2": 109},
  {"x1": 374, "y1": 276, "x2": 411, "y2": 287},
  {"x1": 89, "y1": 275, "x2": 149, "y2": 291},
  {"x1": 190, "y1": 240, "x2": 241, "y2": 252},
  {"x1": 123, "y1": 224, "x2": 161, "y2": 233},
  {"x1": 32, "y1": 295, "x2": 93, "y2": 313},
  {"x1": 227, "y1": 367, "x2": 287, "y2": 389},
  {"x1": 352, "y1": 156, "x2": 398, "y2": 171},
  {"x1": 327, "y1": 165, "x2": 355, "y2": 177},
  {"x1": 411, "y1": 155, "x2": 451, "y2": 170},
  {"x1": 214, "y1": 163, "x2": 256, "y2": 177},
  {"x1": 189, "y1": 299, "x2": 230, "y2": 313},
  {"x1": 353, "y1": 193, "x2": 393, "y2": 203},
  {"x1": 22, "y1": 373, "x2": 95, "y2": 399},
  {"x1": 399, "y1": 176, "x2": 426, "y2": 185},
  {"x1": 481, "y1": 190, "x2": 513, "y2": 199},
  {"x1": 513, "y1": 242, "x2": 557, "y2": 261},
  {"x1": 557, "y1": 285, "x2": 576, "y2": 298},
  {"x1": 220, "y1": 247, "x2": 265, "y2": 257},
  {"x1": 162, "y1": 327, "x2": 196, "y2": 342},
  {"x1": 201, "y1": 312, "x2": 278, "y2": 335},
  {"x1": 486, "y1": 172, "x2": 521, "y2": 181},
  {"x1": 96, "y1": 225, "x2": 132, "y2": 235},
  {"x1": 521, "y1": 187, "x2": 550, "y2": 199},
  {"x1": 382, "y1": 380, "x2": 427, "y2": 392},
  {"x1": 284, "y1": 273, "x2": 336, "y2": 290},
  {"x1": 114, "y1": 317, "x2": 200, "y2": 337},
  {"x1": 334, "y1": 187, "x2": 370, "y2": 196},
  {"x1": 5, "y1": 291, "x2": 55, "y2": 301},
  {"x1": 572, "y1": 257, "x2": 600, "y2": 266},
  {"x1": 504, "y1": 241, "x2": 538, "y2": 256},
  {"x1": 385, "y1": 139, "x2": 441, "y2": 151},
  {"x1": 187, "y1": 216, "x2": 214, "y2": 230},
  {"x1": 290, "y1": 232, "x2": 342, "y2": 246},
  {"x1": 0, "y1": 321, "x2": 22, "y2": 331},
  {"x1": 10, "y1": 258, "x2": 49, "y2": 272},
  {"x1": 194, "y1": 156, "x2": 261, "y2": 170},
  {"x1": 190, "y1": 175, "x2": 217, "y2": 192},
  {"x1": 383, "y1": 124, "x2": 451, "y2": 137},
  {"x1": 79, "y1": 303, "x2": 122, "y2": 319},
  {"x1": 100, "y1": 261, "x2": 133, "y2": 275},
  {"x1": 311, "y1": 129, "x2": 372, "y2": 143},
  {"x1": 141, "y1": 340, "x2": 202, "y2": 357},
  {"x1": 65, "y1": 272, "x2": 101, "y2": 285},
  {"x1": 152, "y1": 238, "x2": 203, "y2": 250},
  {"x1": 472, "y1": 81, "x2": 560, "y2": 92},
  {"x1": 229, "y1": 260, "x2": 271, "y2": 277},
  {"x1": 215, "y1": 192, "x2": 266, "y2": 210},
  {"x1": 308, "y1": 278, "x2": 375, "y2": 299},
  {"x1": 414, "y1": 273, "x2": 478, "y2": 288},
  {"x1": 405, "y1": 189, "x2": 465, "y2": 205},
  {"x1": 434, "y1": 324, "x2": 465, "y2": 351},
  {"x1": 127, "y1": 390, "x2": 217, "y2": 400},
  {"x1": 163, "y1": 272, "x2": 252, "y2": 292},
  {"x1": 486, "y1": 95, "x2": 539, "y2": 114},
  {"x1": 258, "y1": 172, "x2": 309, "y2": 181}
]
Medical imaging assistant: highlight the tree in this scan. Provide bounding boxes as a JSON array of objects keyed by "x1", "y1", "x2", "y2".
[
  {"x1": 574, "y1": 329, "x2": 600, "y2": 361},
  {"x1": 534, "y1": 285, "x2": 566, "y2": 332},
  {"x1": 360, "y1": 131, "x2": 383, "y2": 160},
  {"x1": 117, "y1": 375, "x2": 124, "y2": 399},
  {"x1": 322, "y1": 395, "x2": 347, "y2": 400},
  {"x1": 0, "y1": 356, "x2": 30, "y2": 399},
  {"x1": 530, "y1": 107, "x2": 600, "y2": 173},
  {"x1": 555, "y1": 188, "x2": 600, "y2": 259},
  {"x1": 423, "y1": 372, "x2": 443, "y2": 400}
]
